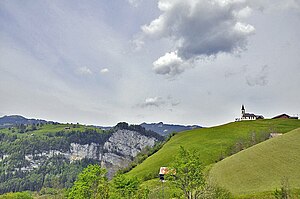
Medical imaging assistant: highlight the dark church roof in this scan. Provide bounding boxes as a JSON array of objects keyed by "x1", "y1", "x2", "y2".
[
  {"x1": 243, "y1": 113, "x2": 256, "y2": 117},
  {"x1": 243, "y1": 113, "x2": 264, "y2": 119}
]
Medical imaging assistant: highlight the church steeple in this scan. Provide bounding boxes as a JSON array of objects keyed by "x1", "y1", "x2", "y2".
[{"x1": 241, "y1": 105, "x2": 245, "y2": 115}]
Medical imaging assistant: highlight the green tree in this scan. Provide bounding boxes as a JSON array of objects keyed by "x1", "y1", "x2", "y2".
[
  {"x1": 67, "y1": 164, "x2": 109, "y2": 199},
  {"x1": 110, "y1": 174, "x2": 140, "y2": 199},
  {"x1": 0, "y1": 191, "x2": 33, "y2": 199},
  {"x1": 169, "y1": 146, "x2": 206, "y2": 199}
]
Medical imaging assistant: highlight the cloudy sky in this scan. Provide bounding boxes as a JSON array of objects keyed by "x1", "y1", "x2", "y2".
[{"x1": 1, "y1": 0, "x2": 299, "y2": 127}]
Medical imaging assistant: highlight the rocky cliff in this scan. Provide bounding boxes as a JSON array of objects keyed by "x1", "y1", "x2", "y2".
[{"x1": 0, "y1": 124, "x2": 161, "y2": 186}]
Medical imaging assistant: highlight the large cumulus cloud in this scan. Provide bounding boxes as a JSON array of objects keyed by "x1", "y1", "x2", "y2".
[{"x1": 142, "y1": 0, "x2": 256, "y2": 76}]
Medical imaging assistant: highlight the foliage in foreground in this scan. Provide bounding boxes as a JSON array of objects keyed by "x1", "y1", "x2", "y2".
[
  {"x1": 67, "y1": 164, "x2": 149, "y2": 199},
  {"x1": 67, "y1": 165, "x2": 109, "y2": 199},
  {"x1": 0, "y1": 192, "x2": 33, "y2": 199},
  {"x1": 273, "y1": 177, "x2": 291, "y2": 199}
]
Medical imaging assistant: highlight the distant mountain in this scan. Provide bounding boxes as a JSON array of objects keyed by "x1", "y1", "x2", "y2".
[
  {"x1": 0, "y1": 115, "x2": 49, "y2": 128},
  {"x1": 141, "y1": 122, "x2": 202, "y2": 136}
]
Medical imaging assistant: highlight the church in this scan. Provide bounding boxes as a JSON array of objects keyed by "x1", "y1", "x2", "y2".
[{"x1": 235, "y1": 105, "x2": 264, "y2": 121}]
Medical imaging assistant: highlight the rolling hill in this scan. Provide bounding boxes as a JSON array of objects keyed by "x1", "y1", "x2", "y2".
[
  {"x1": 127, "y1": 119, "x2": 300, "y2": 181},
  {"x1": 209, "y1": 127, "x2": 300, "y2": 195},
  {"x1": 0, "y1": 115, "x2": 49, "y2": 129}
]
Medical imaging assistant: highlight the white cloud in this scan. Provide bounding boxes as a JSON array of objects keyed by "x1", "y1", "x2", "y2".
[
  {"x1": 153, "y1": 51, "x2": 184, "y2": 76},
  {"x1": 76, "y1": 66, "x2": 93, "y2": 75},
  {"x1": 100, "y1": 68, "x2": 109, "y2": 74},
  {"x1": 234, "y1": 6, "x2": 252, "y2": 18},
  {"x1": 141, "y1": 97, "x2": 165, "y2": 108},
  {"x1": 128, "y1": 0, "x2": 143, "y2": 7},
  {"x1": 142, "y1": 0, "x2": 257, "y2": 76},
  {"x1": 234, "y1": 22, "x2": 255, "y2": 35},
  {"x1": 138, "y1": 96, "x2": 181, "y2": 108}
]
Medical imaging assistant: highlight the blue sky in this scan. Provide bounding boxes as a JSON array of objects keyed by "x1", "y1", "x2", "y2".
[{"x1": 1, "y1": 0, "x2": 300, "y2": 126}]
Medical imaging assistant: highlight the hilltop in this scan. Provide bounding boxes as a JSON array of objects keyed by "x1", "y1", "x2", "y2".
[
  {"x1": 0, "y1": 115, "x2": 49, "y2": 129},
  {"x1": 127, "y1": 119, "x2": 300, "y2": 181}
]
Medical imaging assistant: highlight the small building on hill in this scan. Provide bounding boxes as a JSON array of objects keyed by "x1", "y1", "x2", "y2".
[
  {"x1": 235, "y1": 105, "x2": 264, "y2": 121},
  {"x1": 272, "y1": 114, "x2": 298, "y2": 119}
]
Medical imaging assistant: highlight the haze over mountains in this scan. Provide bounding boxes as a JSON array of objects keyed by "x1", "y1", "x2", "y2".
[
  {"x1": 0, "y1": 115, "x2": 49, "y2": 129},
  {"x1": 0, "y1": 115, "x2": 201, "y2": 136},
  {"x1": 140, "y1": 122, "x2": 201, "y2": 136}
]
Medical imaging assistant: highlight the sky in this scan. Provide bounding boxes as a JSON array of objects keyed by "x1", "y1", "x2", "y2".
[{"x1": 0, "y1": 0, "x2": 300, "y2": 127}]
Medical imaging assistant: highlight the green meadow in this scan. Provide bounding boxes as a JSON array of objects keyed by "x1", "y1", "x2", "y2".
[
  {"x1": 127, "y1": 119, "x2": 300, "y2": 181},
  {"x1": 210, "y1": 127, "x2": 300, "y2": 196}
]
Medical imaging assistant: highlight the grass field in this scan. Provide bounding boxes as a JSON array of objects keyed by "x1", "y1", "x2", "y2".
[
  {"x1": 0, "y1": 123, "x2": 103, "y2": 136},
  {"x1": 127, "y1": 119, "x2": 300, "y2": 181},
  {"x1": 209, "y1": 127, "x2": 300, "y2": 196},
  {"x1": 32, "y1": 123, "x2": 103, "y2": 134}
]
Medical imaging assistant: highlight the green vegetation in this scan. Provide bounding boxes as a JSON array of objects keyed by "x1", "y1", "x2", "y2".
[
  {"x1": 169, "y1": 146, "x2": 206, "y2": 199},
  {"x1": 1, "y1": 119, "x2": 300, "y2": 198},
  {"x1": 0, "y1": 191, "x2": 33, "y2": 199},
  {"x1": 67, "y1": 165, "x2": 109, "y2": 199},
  {"x1": 127, "y1": 119, "x2": 300, "y2": 180},
  {"x1": 210, "y1": 128, "x2": 300, "y2": 196},
  {"x1": 0, "y1": 121, "x2": 162, "y2": 195},
  {"x1": 0, "y1": 123, "x2": 111, "y2": 194},
  {"x1": 67, "y1": 164, "x2": 149, "y2": 199},
  {"x1": 165, "y1": 146, "x2": 232, "y2": 199}
]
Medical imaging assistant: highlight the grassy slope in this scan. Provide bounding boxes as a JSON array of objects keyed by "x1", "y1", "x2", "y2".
[
  {"x1": 0, "y1": 123, "x2": 103, "y2": 136},
  {"x1": 210, "y1": 127, "x2": 300, "y2": 195},
  {"x1": 127, "y1": 119, "x2": 300, "y2": 180}
]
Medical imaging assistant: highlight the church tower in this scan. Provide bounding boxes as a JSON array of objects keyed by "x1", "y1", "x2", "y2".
[{"x1": 241, "y1": 105, "x2": 245, "y2": 116}]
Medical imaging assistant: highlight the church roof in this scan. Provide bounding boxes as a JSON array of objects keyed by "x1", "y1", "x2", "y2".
[
  {"x1": 241, "y1": 105, "x2": 245, "y2": 110},
  {"x1": 242, "y1": 113, "x2": 264, "y2": 119},
  {"x1": 243, "y1": 113, "x2": 256, "y2": 117}
]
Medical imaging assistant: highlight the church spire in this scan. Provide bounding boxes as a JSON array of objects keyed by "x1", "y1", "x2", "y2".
[{"x1": 241, "y1": 105, "x2": 245, "y2": 115}]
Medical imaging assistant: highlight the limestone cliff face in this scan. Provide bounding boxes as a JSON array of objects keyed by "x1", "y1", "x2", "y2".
[
  {"x1": 69, "y1": 143, "x2": 101, "y2": 161},
  {"x1": 3, "y1": 128, "x2": 159, "y2": 177},
  {"x1": 103, "y1": 129, "x2": 157, "y2": 157},
  {"x1": 102, "y1": 129, "x2": 157, "y2": 177}
]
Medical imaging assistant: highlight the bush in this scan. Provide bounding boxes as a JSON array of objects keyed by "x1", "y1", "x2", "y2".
[
  {"x1": 0, "y1": 192, "x2": 33, "y2": 199},
  {"x1": 274, "y1": 177, "x2": 291, "y2": 199}
]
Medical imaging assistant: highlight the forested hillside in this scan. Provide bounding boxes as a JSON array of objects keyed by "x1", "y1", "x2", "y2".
[{"x1": 0, "y1": 121, "x2": 163, "y2": 194}]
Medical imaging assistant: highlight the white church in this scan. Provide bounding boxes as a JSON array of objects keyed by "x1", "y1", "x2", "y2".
[{"x1": 235, "y1": 105, "x2": 264, "y2": 121}]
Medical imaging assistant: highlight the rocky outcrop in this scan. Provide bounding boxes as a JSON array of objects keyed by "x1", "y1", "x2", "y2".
[
  {"x1": 101, "y1": 129, "x2": 157, "y2": 177},
  {"x1": 2, "y1": 128, "x2": 159, "y2": 177},
  {"x1": 103, "y1": 129, "x2": 157, "y2": 157},
  {"x1": 69, "y1": 143, "x2": 101, "y2": 161}
]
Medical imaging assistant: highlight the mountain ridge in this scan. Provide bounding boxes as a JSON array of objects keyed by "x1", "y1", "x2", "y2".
[
  {"x1": 0, "y1": 115, "x2": 202, "y2": 135},
  {"x1": 0, "y1": 115, "x2": 49, "y2": 128},
  {"x1": 140, "y1": 122, "x2": 202, "y2": 136}
]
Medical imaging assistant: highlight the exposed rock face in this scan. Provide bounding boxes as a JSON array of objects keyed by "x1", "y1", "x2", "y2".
[
  {"x1": 2, "y1": 129, "x2": 158, "y2": 177},
  {"x1": 70, "y1": 143, "x2": 101, "y2": 161},
  {"x1": 102, "y1": 129, "x2": 157, "y2": 177},
  {"x1": 104, "y1": 129, "x2": 157, "y2": 157}
]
